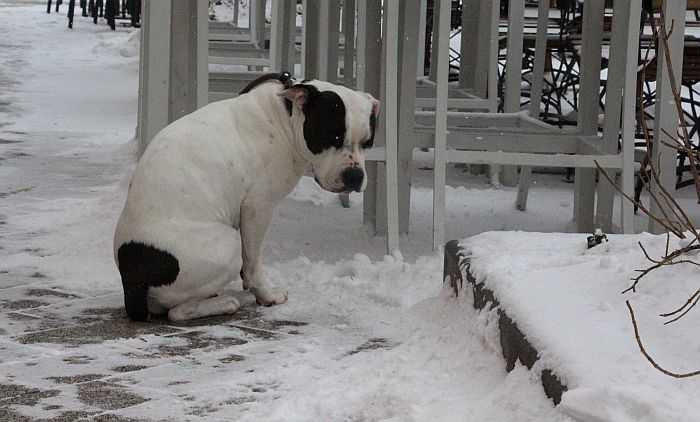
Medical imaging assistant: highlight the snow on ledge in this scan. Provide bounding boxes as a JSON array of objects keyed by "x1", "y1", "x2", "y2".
[{"x1": 456, "y1": 231, "x2": 700, "y2": 421}]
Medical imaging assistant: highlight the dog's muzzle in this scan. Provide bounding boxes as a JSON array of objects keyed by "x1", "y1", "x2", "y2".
[{"x1": 340, "y1": 167, "x2": 364, "y2": 193}]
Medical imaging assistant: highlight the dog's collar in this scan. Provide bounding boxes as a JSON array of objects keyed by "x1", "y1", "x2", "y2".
[
  {"x1": 238, "y1": 71, "x2": 295, "y2": 94},
  {"x1": 277, "y1": 71, "x2": 294, "y2": 89},
  {"x1": 238, "y1": 71, "x2": 295, "y2": 116},
  {"x1": 277, "y1": 72, "x2": 295, "y2": 116}
]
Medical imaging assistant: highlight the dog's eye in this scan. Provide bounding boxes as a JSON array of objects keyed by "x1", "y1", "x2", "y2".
[{"x1": 361, "y1": 138, "x2": 373, "y2": 149}]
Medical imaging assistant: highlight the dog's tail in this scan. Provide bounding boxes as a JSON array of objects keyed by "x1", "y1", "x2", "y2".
[{"x1": 117, "y1": 241, "x2": 180, "y2": 322}]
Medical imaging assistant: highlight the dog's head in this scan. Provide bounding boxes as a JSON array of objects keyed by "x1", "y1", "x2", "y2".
[{"x1": 279, "y1": 80, "x2": 379, "y2": 193}]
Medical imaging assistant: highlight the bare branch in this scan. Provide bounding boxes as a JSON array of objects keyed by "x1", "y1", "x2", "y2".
[
  {"x1": 627, "y1": 301, "x2": 700, "y2": 378},
  {"x1": 657, "y1": 12, "x2": 700, "y2": 202},
  {"x1": 660, "y1": 288, "x2": 700, "y2": 317}
]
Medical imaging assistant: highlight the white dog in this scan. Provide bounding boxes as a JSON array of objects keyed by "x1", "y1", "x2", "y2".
[{"x1": 114, "y1": 73, "x2": 379, "y2": 321}]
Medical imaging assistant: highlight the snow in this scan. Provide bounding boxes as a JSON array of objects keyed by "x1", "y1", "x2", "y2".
[
  {"x1": 460, "y1": 231, "x2": 700, "y2": 421},
  {"x1": 0, "y1": 1, "x2": 698, "y2": 421}
]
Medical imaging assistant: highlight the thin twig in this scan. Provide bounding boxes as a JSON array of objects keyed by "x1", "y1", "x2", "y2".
[
  {"x1": 594, "y1": 161, "x2": 683, "y2": 237},
  {"x1": 657, "y1": 12, "x2": 700, "y2": 203},
  {"x1": 626, "y1": 301, "x2": 700, "y2": 378},
  {"x1": 623, "y1": 243, "x2": 700, "y2": 294},
  {"x1": 660, "y1": 288, "x2": 700, "y2": 317},
  {"x1": 663, "y1": 294, "x2": 700, "y2": 325}
]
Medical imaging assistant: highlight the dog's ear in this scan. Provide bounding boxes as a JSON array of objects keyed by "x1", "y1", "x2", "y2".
[
  {"x1": 366, "y1": 93, "x2": 380, "y2": 115},
  {"x1": 278, "y1": 85, "x2": 310, "y2": 109}
]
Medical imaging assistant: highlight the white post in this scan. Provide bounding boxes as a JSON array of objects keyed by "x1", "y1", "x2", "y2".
[
  {"x1": 516, "y1": 0, "x2": 550, "y2": 211},
  {"x1": 270, "y1": 0, "x2": 296, "y2": 72},
  {"x1": 249, "y1": 0, "x2": 266, "y2": 49},
  {"x1": 302, "y1": 0, "x2": 320, "y2": 77},
  {"x1": 597, "y1": 0, "x2": 640, "y2": 233},
  {"x1": 137, "y1": 0, "x2": 172, "y2": 156},
  {"x1": 385, "y1": 0, "x2": 400, "y2": 254},
  {"x1": 649, "y1": 0, "x2": 686, "y2": 234},
  {"x1": 433, "y1": 0, "x2": 451, "y2": 251},
  {"x1": 396, "y1": 0, "x2": 421, "y2": 234},
  {"x1": 317, "y1": 0, "x2": 341, "y2": 83},
  {"x1": 168, "y1": 1, "x2": 208, "y2": 123},
  {"x1": 501, "y1": 0, "x2": 525, "y2": 187},
  {"x1": 621, "y1": 0, "x2": 643, "y2": 233},
  {"x1": 342, "y1": 0, "x2": 356, "y2": 87},
  {"x1": 417, "y1": 0, "x2": 427, "y2": 78},
  {"x1": 358, "y1": 0, "x2": 384, "y2": 233},
  {"x1": 573, "y1": 0, "x2": 604, "y2": 232}
]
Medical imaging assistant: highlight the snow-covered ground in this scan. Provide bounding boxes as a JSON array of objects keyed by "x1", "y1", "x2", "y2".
[{"x1": 0, "y1": 2, "x2": 698, "y2": 421}]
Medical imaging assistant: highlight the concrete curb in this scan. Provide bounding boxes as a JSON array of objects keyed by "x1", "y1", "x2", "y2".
[{"x1": 444, "y1": 240, "x2": 568, "y2": 405}]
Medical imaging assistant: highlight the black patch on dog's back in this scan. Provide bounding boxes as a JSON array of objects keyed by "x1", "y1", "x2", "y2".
[
  {"x1": 300, "y1": 85, "x2": 347, "y2": 154},
  {"x1": 117, "y1": 242, "x2": 179, "y2": 321}
]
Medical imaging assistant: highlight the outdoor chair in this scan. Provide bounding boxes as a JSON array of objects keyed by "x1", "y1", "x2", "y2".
[{"x1": 429, "y1": 0, "x2": 643, "y2": 249}]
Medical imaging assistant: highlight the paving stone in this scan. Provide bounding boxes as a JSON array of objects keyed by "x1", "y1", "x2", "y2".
[
  {"x1": 92, "y1": 414, "x2": 147, "y2": 422},
  {"x1": 17, "y1": 319, "x2": 181, "y2": 346},
  {"x1": 0, "y1": 407, "x2": 31, "y2": 422},
  {"x1": 346, "y1": 338, "x2": 392, "y2": 356},
  {"x1": 27, "y1": 289, "x2": 80, "y2": 299},
  {"x1": 62, "y1": 355, "x2": 96, "y2": 365},
  {"x1": 48, "y1": 374, "x2": 105, "y2": 384},
  {"x1": 232, "y1": 325, "x2": 278, "y2": 340},
  {"x1": 0, "y1": 383, "x2": 60, "y2": 406},
  {"x1": 0, "y1": 311, "x2": 67, "y2": 336},
  {"x1": 219, "y1": 354, "x2": 246, "y2": 364},
  {"x1": 110, "y1": 365, "x2": 148, "y2": 373},
  {"x1": 0, "y1": 299, "x2": 49, "y2": 311},
  {"x1": 40, "y1": 410, "x2": 97, "y2": 421},
  {"x1": 156, "y1": 330, "x2": 247, "y2": 357},
  {"x1": 76, "y1": 381, "x2": 149, "y2": 411}
]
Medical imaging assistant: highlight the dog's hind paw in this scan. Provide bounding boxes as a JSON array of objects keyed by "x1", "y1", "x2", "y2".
[
  {"x1": 168, "y1": 295, "x2": 241, "y2": 321},
  {"x1": 254, "y1": 288, "x2": 288, "y2": 307}
]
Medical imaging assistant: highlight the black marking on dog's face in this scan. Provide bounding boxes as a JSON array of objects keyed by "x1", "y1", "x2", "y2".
[
  {"x1": 300, "y1": 85, "x2": 347, "y2": 154},
  {"x1": 117, "y1": 242, "x2": 179, "y2": 321},
  {"x1": 362, "y1": 111, "x2": 376, "y2": 150}
]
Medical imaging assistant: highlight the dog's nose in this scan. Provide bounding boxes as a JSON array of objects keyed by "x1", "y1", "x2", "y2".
[{"x1": 341, "y1": 167, "x2": 364, "y2": 192}]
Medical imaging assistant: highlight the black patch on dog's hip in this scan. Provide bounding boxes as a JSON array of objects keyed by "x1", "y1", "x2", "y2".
[{"x1": 117, "y1": 242, "x2": 179, "y2": 321}]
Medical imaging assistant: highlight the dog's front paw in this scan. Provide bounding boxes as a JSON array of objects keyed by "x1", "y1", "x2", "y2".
[{"x1": 253, "y1": 288, "x2": 288, "y2": 307}]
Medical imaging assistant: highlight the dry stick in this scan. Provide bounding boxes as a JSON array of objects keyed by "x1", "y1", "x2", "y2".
[
  {"x1": 660, "y1": 17, "x2": 700, "y2": 203},
  {"x1": 637, "y1": 19, "x2": 693, "y2": 230},
  {"x1": 627, "y1": 300, "x2": 700, "y2": 378},
  {"x1": 661, "y1": 140, "x2": 700, "y2": 160},
  {"x1": 657, "y1": 13, "x2": 700, "y2": 203},
  {"x1": 656, "y1": 189, "x2": 689, "y2": 234},
  {"x1": 660, "y1": 139, "x2": 700, "y2": 158},
  {"x1": 663, "y1": 293, "x2": 700, "y2": 324},
  {"x1": 623, "y1": 242, "x2": 700, "y2": 294},
  {"x1": 660, "y1": 288, "x2": 700, "y2": 318},
  {"x1": 595, "y1": 161, "x2": 682, "y2": 237},
  {"x1": 627, "y1": 264, "x2": 665, "y2": 293},
  {"x1": 647, "y1": 140, "x2": 700, "y2": 237},
  {"x1": 645, "y1": 149, "x2": 684, "y2": 233},
  {"x1": 625, "y1": 300, "x2": 700, "y2": 378}
]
